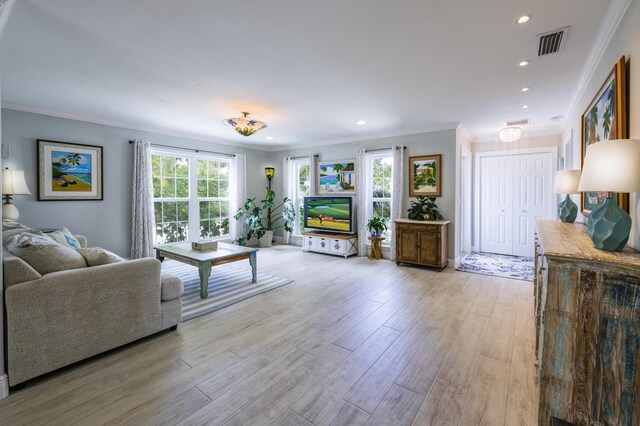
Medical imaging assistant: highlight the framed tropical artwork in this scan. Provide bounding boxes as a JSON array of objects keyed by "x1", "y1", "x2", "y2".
[
  {"x1": 580, "y1": 56, "x2": 628, "y2": 215},
  {"x1": 317, "y1": 160, "x2": 356, "y2": 194},
  {"x1": 409, "y1": 154, "x2": 442, "y2": 197},
  {"x1": 37, "y1": 139, "x2": 103, "y2": 201}
]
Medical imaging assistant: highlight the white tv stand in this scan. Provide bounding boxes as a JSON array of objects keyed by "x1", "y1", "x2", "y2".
[{"x1": 302, "y1": 232, "x2": 357, "y2": 258}]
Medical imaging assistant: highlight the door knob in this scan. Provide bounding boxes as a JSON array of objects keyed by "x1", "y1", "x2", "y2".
[{"x1": 522, "y1": 210, "x2": 527, "y2": 213}]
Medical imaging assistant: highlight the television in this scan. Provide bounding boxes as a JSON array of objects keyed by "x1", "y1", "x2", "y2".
[{"x1": 304, "y1": 196, "x2": 355, "y2": 234}]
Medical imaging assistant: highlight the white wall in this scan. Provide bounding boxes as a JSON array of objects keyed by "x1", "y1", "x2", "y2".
[
  {"x1": 1, "y1": 109, "x2": 272, "y2": 256},
  {"x1": 268, "y1": 129, "x2": 458, "y2": 259},
  {"x1": 562, "y1": 0, "x2": 640, "y2": 250}
]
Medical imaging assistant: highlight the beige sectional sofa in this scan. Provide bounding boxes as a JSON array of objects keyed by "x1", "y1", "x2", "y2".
[{"x1": 3, "y1": 230, "x2": 183, "y2": 387}]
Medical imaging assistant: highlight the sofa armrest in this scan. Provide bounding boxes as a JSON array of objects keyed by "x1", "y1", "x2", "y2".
[
  {"x1": 75, "y1": 235, "x2": 88, "y2": 248},
  {"x1": 3, "y1": 250, "x2": 41, "y2": 287}
]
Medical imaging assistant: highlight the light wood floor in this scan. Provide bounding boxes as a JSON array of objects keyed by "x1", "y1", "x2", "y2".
[{"x1": 0, "y1": 246, "x2": 538, "y2": 425}]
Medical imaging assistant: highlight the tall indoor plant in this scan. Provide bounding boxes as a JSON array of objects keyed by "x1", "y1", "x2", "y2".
[{"x1": 234, "y1": 187, "x2": 295, "y2": 247}]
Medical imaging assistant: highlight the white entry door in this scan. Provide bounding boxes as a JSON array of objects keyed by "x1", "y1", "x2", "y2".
[
  {"x1": 480, "y1": 152, "x2": 554, "y2": 257},
  {"x1": 480, "y1": 155, "x2": 514, "y2": 255}
]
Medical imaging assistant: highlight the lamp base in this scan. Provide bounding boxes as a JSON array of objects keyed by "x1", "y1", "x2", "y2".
[
  {"x1": 558, "y1": 195, "x2": 577, "y2": 223},
  {"x1": 2, "y1": 202, "x2": 19, "y2": 221},
  {"x1": 587, "y1": 198, "x2": 631, "y2": 252}
]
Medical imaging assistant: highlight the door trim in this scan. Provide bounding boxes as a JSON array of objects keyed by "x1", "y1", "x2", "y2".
[{"x1": 473, "y1": 146, "x2": 558, "y2": 256}]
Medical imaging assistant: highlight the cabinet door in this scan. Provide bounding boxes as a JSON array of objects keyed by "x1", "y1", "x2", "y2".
[
  {"x1": 418, "y1": 231, "x2": 440, "y2": 266},
  {"x1": 397, "y1": 228, "x2": 419, "y2": 262},
  {"x1": 304, "y1": 236, "x2": 315, "y2": 251},
  {"x1": 330, "y1": 239, "x2": 344, "y2": 254}
]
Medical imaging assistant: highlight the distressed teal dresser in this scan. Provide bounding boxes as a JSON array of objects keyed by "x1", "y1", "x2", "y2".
[{"x1": 534, "y1": 220, "x2": 640, "y2": 426}]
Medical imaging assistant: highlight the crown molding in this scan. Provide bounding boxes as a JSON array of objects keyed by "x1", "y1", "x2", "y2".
[
  {"x1": 563, "y1": 0, "x2": 632, "y2": 124},
  {"x1": 456, "y1": 123, "x2": 473, "y2": 143},
  {"x1": 1, "y1": 102, "x2": 274, "y2": 152},
  {"x1": 471, "y1": 129, "x2": 562, "y2": 144}
]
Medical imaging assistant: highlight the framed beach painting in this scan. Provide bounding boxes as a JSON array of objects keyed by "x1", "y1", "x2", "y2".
[
  {"x1": 317, "y1": 160, "x2": 356, "y2": 194},
  {"x1": 37, "y1": 139, "x2": 103, "y2": 201},
  {"x1": 580, "y1": 56, "x2": 628, "y2": 215},
  {"x1": 409, "y1": 154, "x2": 442, "y2": 197}
]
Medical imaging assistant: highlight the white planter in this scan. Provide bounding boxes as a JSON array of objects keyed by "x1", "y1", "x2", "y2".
[{"x1": 258, "y1": 230, "x2": 274, "y2": 248}]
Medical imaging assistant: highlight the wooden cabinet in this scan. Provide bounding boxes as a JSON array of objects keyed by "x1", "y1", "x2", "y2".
[
  {"x1": 534, "y1": 220, "x2": 640, "y2": 425},
  {"x1": 394, "y1": 219, "x2": 449, "y2": 270}
]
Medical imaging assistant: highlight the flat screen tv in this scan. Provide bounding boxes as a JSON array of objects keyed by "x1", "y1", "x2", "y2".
[{"x1": 304, "y1": 196, "x2": 355, "y2": 234}]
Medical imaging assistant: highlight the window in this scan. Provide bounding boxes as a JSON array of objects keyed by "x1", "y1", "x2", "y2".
[
  {"x1": 367, "y1": 153, "x2": 393, "y2": 245},
  {"x1": 293, "y1": 159, "x2": 310, "y2": 235},
  {"x1": 152, "y1": 151, "x2": 231, "y2": 244}
]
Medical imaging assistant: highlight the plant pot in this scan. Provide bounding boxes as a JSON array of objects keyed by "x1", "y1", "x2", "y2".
[
  {"x1": 258, "y1": 230, "x2": 274, "y2": 248},
  {"x1": 370, "y1": 231, "x2": 381, "y2": 237}
]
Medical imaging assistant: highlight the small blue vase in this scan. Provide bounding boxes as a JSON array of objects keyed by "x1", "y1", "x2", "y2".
[
  {"x1": 370, "y1": 231, "x2": 381, "y2": 237},
  {"x1": 587, "y1": 197, "x2": 631, "y2": 252},
  {"x1": 557, "y1": 195, "x2": 578, "y2": 223}
]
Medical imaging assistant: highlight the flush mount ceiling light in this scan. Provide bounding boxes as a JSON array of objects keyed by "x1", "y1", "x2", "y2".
[
  {"x1": 222, "y1": 112, "x2": 267, "y2": 137},
  {"x1": 499, "y1": 126, "x2": 523, "y2": 143},
  {"x1": 519, "y1": 60, "x2": 530, "y2": 67},
  {"x1": 517, "y1": 15, "x2": 530, "y2": 24},
  {"x1": 356, "y1": 120, "x2": 367, "y2": 125}
]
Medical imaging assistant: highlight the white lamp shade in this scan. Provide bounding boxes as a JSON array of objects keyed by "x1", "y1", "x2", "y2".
[
  {"x1": 578, "y1": 139, "x2": 640, "y2": 193},
  {"x1": 2, "y1": 169, "x2": 32, "y2": 195},
  {"x1": 553, "y1": 170, "x2": 581, "y2": 194}
]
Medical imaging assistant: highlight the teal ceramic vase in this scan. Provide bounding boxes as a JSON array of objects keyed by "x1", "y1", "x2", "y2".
[
  {"x1": 557, "y1": 195, "x2": 577, "y2": 223},
  {"x1": 587, "y1": 198, "x2": 631, "y2": 252}
]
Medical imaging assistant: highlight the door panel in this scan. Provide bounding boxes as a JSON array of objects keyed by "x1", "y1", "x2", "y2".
[
  {"x1": 480, "y1": 156, "x2": 514, "y2": 255},
  {"x1": 397, "y1": 228, "x2": 419, "y2": 262},
  {"x1": 418, "y1": 232, "x2": 439, "y2": 266}
]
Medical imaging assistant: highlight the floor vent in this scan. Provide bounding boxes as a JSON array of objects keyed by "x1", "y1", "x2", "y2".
[{"x1": 536, "y1": 27, "x2": 570, "y2": 56}]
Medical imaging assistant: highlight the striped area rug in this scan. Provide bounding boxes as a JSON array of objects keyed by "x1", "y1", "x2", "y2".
[{"x1": 162, "y1": 260, "x2": 293, "y2": 321}]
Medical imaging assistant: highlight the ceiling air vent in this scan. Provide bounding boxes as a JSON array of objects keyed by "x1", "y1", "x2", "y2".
[
  {"x1": 506, "y1": 119, "x2": 530, "y2": 126},
  {"x1": 535, "y1": 27, "x2": 570, "y2": 57}
]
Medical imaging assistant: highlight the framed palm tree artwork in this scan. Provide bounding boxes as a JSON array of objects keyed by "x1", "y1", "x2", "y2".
[
  {"x1": 37, "y1": 139, "x2": 103, "y2": 200},
  {"x1": 317, "y1": 160, "x2": 356, "y2": 194},
  {"x1": 580, "y1": 56, "x2": 628, "y2": 215},
  {"x1": 409, "y1": 154, "x2": 442, "y2": 197}
]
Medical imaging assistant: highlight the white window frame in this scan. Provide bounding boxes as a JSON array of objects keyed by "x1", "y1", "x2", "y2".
[
  {"x1": 151, "y1": 148, "x2": 233, "y2": 244},
  {"x1": 292, "y1": 158, "x2": 310, "y2": 236},
  {"x1": 365, "y1": 151, "x2": 394, "y2": 247}
]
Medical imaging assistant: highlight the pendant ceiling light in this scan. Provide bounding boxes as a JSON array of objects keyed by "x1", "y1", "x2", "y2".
[
  {"x1": 223, "y1": 112, "x2": 267, "y2": 137},
  {"x1": 499, "y1": 126, "x2": 522, "y2": 143}
]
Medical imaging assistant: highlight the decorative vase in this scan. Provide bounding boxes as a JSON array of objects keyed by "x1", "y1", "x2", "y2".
[
  {"x1": 370, "y1": 231, "x2": 381, "y2": 237},
  {"x1": 587, "y1": 198, "x2": 631, "y2": 252},
  {"x1": 557, "y1": 195, "x2": 578, "y2": 223},
  {"x1": 258, "y1": 230, "x2": 274, "y2": 248}
]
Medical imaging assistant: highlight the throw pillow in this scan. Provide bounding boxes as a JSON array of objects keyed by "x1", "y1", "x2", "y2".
[
  {"x1": 77, "y1": 247, "x2": 125, "y2": 266},
  {"x1": 45, "y1": 227, "x2": 81, "y2": 249},
  {"x1": 6, "y1": 232, "x2": 87, "y2": 275}
]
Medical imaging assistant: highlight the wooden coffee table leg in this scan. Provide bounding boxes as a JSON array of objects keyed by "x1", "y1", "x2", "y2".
[
  {"x1": 249, "y1": 252, "x2": 257, "y2": 283},
  {"x1": 199, "y1": 262, "x2": 212, "y2": 298}
]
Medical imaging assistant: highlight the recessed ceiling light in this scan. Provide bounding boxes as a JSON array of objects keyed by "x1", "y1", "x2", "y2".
[
  {"x1": 519, "y1": 60, "x2": 530, "y2": 67},
  {"x1": 517, "y1": 15, "x2": 530, "y2": 24},
  {"x1": 521, "y1": 87, "x2": 530, "y2": 92},
  {"x1": 266, "y1": 136, "x2": 274, "y2": 140},
  {"x1": 356, "y1": 120, "x2": 367, "y2": 125},
  {"x1": 522, "y1": 105, "x2": 529, "y2": 109}
]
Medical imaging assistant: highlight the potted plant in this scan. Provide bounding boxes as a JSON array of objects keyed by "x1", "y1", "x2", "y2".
[
  {"x1": 234, "y1": 187, "x2": 295, "y2": 247},
  {"x1": 366, "y1": 216, "x2": 388, "y2": 237},
  {"x1": 407, "y1": 196, "x2": 445, "y2": 221}
]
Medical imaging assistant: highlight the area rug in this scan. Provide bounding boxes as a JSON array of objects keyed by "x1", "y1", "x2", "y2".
[
  {"x1": 457, "y1": 252, "x2": 534, "y2": 281},
  {"x1": 162, "y1": 260, "x2": 293, "y2": 321}
]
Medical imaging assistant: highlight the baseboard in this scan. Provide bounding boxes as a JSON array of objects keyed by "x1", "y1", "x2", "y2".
[
  {"x1": 454, "y1": 256, "x2": 461, "y2": 268},
  {"x1": 0, "y1": 374, "x2": 8, "y2": 400}
]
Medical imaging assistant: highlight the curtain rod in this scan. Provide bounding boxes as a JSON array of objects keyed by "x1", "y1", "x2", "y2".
[
  {"x1": 364, "y1": 146, "x2": 406, "y2": 153},
  {"x1": 287, "y1": 154, "x2": 319, "y2": 160},
  {"x1": 128, "y1": 140, "x2": 235, "y2": 157}
]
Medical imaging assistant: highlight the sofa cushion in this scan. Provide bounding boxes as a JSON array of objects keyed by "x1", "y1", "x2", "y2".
[
  {"x1": 45, "y1": 228, "x2": 81, "y2": 249},
  {"x1": 77, "y1": 247, "x2": 125, "y2": 266},
  {"x1": 6, "y1": 232, "x2": 87, "y2": 275},
  {"x1": 161, "y1": 274, "x2": 184, "y2": 301}
]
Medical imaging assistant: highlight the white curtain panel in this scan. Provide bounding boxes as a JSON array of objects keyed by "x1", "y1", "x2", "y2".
[
  {"x1": 390, "y1": 145, "x2": 404, "y2": 260},
  {"x1": 282, "y1": 156, "x2": 296, "y2": 244},
  {"x1": 356, "y1": 149, "x2": 368, "y2": 256},
  {"x1": 230, "y1": 153, "x2": 247, "y2": 242},
  {"x1": 309, "y1": 154, "x2": 318, "y2": 195},
  {"x1": 131, "y1": 140, "x2": 155, "y2": 259}
]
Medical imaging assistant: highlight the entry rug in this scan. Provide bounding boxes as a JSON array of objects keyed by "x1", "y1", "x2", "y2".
[
  {"x1": 457, "y1": 252, "x2": 534, "y2": 281},
  {"x1": 162, "y1": 260, "x2": 293, "y2": 321}
]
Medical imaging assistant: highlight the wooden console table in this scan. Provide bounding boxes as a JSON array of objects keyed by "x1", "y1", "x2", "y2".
[
  {"x1": 394, "y1": 219, "x2": 449, "y2": 270},
  {"x1": 534, "y1": 220, "x2": 640, "y2": 425}
]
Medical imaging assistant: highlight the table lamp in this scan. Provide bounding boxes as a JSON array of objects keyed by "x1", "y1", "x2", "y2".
[
  {"x1": 553, "y1": 170, "x2": 581, "y2": 223},
  {"x1": 578, "y1": 139, "x2": 640, "y2": 251},
  {"x1": 2, "y1": 168, "x2": 32, "y2": 221}
]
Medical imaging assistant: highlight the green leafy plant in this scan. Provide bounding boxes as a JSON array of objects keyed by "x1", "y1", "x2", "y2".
[
  {"x1": 407, "y1": 197, "x2": 444, "y2": 221},
  {"x1": 366, "y1": 216, "x2": 388, "y2": 237},
  {"x1": 233, "y1": 187, "x2": 295, "y2": 245}
]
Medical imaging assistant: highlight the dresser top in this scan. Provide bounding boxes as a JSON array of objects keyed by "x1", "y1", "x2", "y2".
[
  {"x1": 536, "y1": 220, "x2": 640, "y2": 269},
  {"x1": 394, "y1": 219, "x2": 451, "y2": 225}
]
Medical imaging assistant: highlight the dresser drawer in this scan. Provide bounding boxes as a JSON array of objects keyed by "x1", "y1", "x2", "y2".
[
  {"x1": 315, "y1": 237, "x2": 331, "y2": 252},
  {"x1": 329, "y1": 238, "x2": 345, "y2": 254}
]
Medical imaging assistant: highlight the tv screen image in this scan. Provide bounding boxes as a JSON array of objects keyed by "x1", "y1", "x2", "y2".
[{"x1": 304, "y1": 197, "x2": 353, "y2": 233}]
